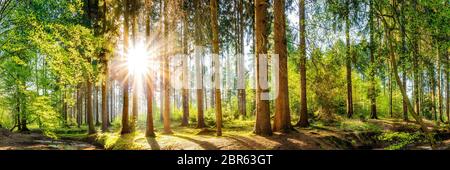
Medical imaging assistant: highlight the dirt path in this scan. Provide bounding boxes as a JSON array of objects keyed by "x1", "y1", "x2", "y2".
[{"x1": 0, "y1": 129, "x2": 100, "y2": 150}]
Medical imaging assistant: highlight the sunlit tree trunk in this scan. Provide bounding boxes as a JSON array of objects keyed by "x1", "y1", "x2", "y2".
[
  {"x1": 399, "y1": 4, "x2": 408, "y2": 121},
  {"x1": 345, "y1": 0, "x2": 353, "y2": 118},
  {"x1": 210, "y1": 0, "x2": 222, "y2": 136},
  {"x1": 297, "y1": 0, "x2": 309, "y2": 127},
  {"x1": 446, "y1": 49, "x2": 449, "y2": 124},
  {"x1": 368, "y1": 0, "x2": 377, "y2": 119},
  {"x1": 101, "y1": 0, "x2": 109, "y2": 132},
  {"x1": 87, "y1": 80, "x2": 96, "y2": 134},
  {"x1": 273, "y1": 0, "x2": 291, "y2": 132},
  {"x1": 431, "y1": 64, "x2": 437, "y2": 121},
  {"x1": 194, "y1": 0, "x2": 205, "y2": 128},
  {"x1": 121, "y1": 0, "x2": 131, "y2": 134},
  {"x1": 130, "y1": 0, "x2": 139, "y2": 132},
  {"x1": 237, "y1": 0, "x2": 246, "y2": 118},
  {"x1": 77, "y1": 85, "x2": 82, "y2": 127},
  {"x1": 180, "y1": 0, "x2": 190, "y2": 126},
  {"x1": 162, "y1": 0, "x2": 172, "y2": 133},
  {"x1": 254, "y1": 0, "x2": 272, "y2": 136},
  {"x1": 145, "y1": 0, "x2": 155, "y2": 137},
  {"x1": 437, "y1": 47, "x2": 444, "y2": 122}
]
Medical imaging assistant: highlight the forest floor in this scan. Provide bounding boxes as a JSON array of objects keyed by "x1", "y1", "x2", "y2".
[
  {"x1": 2, "y1": 118, "x2": 450, "y2": 150},
  {"x1": 0, "y1": 128, "x2": 99, "y2": 150}
]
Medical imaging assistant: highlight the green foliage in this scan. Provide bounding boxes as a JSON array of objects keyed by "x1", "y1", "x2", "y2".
[
  {"x1": 339, "y1": 119, "x2": 382, "y2": 132},
  {"x1": 378, "y1": 132, "x2": 423, "y2": 150},
  {"x1": 27, "y1": 95, "x2": 60, "y2": 138}
]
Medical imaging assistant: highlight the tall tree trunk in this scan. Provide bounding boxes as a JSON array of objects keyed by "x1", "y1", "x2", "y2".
[
  {"x1": 145, "y1": 0, "x2": 155, "y2": 137},
  {"x1": 431, "y1": 66, "x2": 437, "y2": 121},
  {"x1": 121, "y1": 0, "x2": 131, "y2": 134},
  {"x1": 77, "y1": 86, "x2": 82, "y2": 127},
  {"x1": 368, "y1": 0, "x2": 377, "y2": 119},
  {"x1": 87, "y1": 80, "x2": 96, "y2": 134},
  {"x1": 181, "y1": 0, "x2": 190, "y2": 126},
  {"x1": 437, "y1": 47, "x2": 444, "y2": 122},
  {"x1": 345, "y1": 1, "x2": 353, "y2": 118},
  {"x1": 446, "y1": 49, "x2": 449, "y2": 124},
  {"x1": 211, "y1": 0, "x2": 222, "y2": 136},
  {"x1": 402, "y1": 70, "x2": 408, "y2": 121},
  {"x1": 254, "y1": 0, "x2": 272, "y2": 136},
  {"x1": 162, "y1": 0, "x2": 172, "y2": 133},
  {"x1": 273, "y1": 0, "x2": 291, "y2": 132},
  {"x1": 389, "y1": 63, "x2": 393, "y2": 118},
  {"x1": 297, "y1": 0, "x2": 309, "y2": 127},
  {"x1": 194, "y1": 0, "x2": 205, "y2": 128},
  {"x1": 101, "y1": 0, "x2": 109, "y2": 132},
  {"x1": 400, "y1": 5, "x2": 408, "y2": 121},
  {"x1": 237, "y1": 0, "x2": 246, "y2": 118},
  {"x1": 130, "y1": 0, "x2": 139, "y2": 132}
]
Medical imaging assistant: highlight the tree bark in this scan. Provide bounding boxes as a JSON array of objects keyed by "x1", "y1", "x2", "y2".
[
  {"x1": 211, "y1": 0, "x2": 222, "y2": 136},
  {"x1": 162, "y1": 0, "x2": 172, "y2": 133},
  {"x1": 121, "y1": 0, "x2": 131, "y2": 134},
  {"x1": 273, "y1": 0, "x2": 291, "y2": 132},
  {"x1": 194, "y1": 0, "x2": 205, "y2": 128},
  {"x1": 181, "y1": 0, "x2": 190, "y2": 127},
  {"x1": 87, "y1": 80, "x2": 96, "y2": 134},
  {"x1": 345, "y1": 0, "x2": 353, "y2": 118},
  {"x1": 254, "y1": 0, "x2": 272, "y2": 136},
  {"x1": 368, "y1": 0, "x2": 377, "y2": 119},
  {"x1": 237, "y1": 0, "x2": 246, "y2": 118},
  {"x1": 297, "y1": 0, "x2": 309, "y2": 127}
]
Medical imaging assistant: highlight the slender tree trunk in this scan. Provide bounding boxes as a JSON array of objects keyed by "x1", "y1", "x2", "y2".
[
  {"x1": 402, "y1": 70, "x2": 408, "y2": 121},
  {"x1": 437, "y1": 47, "x2": 444, "y2": 122},
  {"x1": 368, "y1": 0, "x2": 377, "y2": 119},
  {"x1": 254, "y1": 0, "x2": 272, "y2": 136},
  {"x1": 87, "y1": 80, "x2": 96, "y2": 134},
  {"x1": 100, "y1": 0, "x2": 109, "y2": 132},
  {"x1": 237, "y1": 0, "x2": 246, "y2": 118},
  {"x1": 345, "y1": 1, "x2": 353, "y2": 118},
  {"x1": 296, "y1": 0, "x2": 309, "y2": 127},
  {"x1": 181, "y1": 0, "x2": 190, "y2": 126},
  {"x1": 431, "y1": 67, "x2": 437, "y2": 121},
  {"x1": 77, "y1": 86, "x2": 82, "y2": 127},
  {"x1": 162, "y1": 0, "x2": 172, "y2": 133},
  {"x1": 194, "y1": 0, "x2": 205, "y2": 128},
  {"x1": 211, "y1": 0, "x2": 222, "y2": 136},
  {"x1": 446, "y1": 49, "x2": 449, "y2": 124},
  {"x1": 389, "y1": 64, "x2": 393, "y2": 118},
  {"x1": 130, "y1": 0, "x2": 139, "y2": 132},
  {"x1": 121, "y1": 0, "x2": 131, "y2": 134},
  {"x1": 273, "y1": 0, "x2": 291, "y2": 132},
  {"x1": 144, "y1": 0, "x2": 155, "y2": 137}
]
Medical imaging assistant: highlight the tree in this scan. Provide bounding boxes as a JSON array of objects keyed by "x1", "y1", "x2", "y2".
[
  {"x1": 194, "y1": 0, "x2": 205, "y2": 128},
  {"x1": 253, "y1": 0, "x2": 272, "y2": 136},
  {"x1": 121, "y1": 0, "x2": 131, "y2": 134},
  {"x1": 296, "y1": 0, "x2": 309, "y2": 127},
  {"x1": 130, "y1": 0, "x2": 140, "y2": 132},
  {"x1": 145, "y1": 0, "x2": 155, "y2": 137},
  {"x1": 162, "y1": 0, "x2": 172, "y2": 134},
  {"x1": 100, "y1": 0, "x2": 109, "y2": 132},
  {"x1": 180, "y1": 0, "x2": 190, "y2": 127},
  {"x1": 368, "y1": 0, "x2": 377, "y2": 119},
  {"x1": 273, "y1": 0, "x2": 291, "y2": 132},
  {"x1": 237, "y1": 0, "x2": 247, "y2": 118},
  {"x1": 210, "y1": 0, "x2": 222, "y2": 136}
]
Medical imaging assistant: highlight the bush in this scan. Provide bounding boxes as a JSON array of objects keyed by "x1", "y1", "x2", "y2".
[{"x1": 378, "y1": 132, "x2": 423, "y2": 150}]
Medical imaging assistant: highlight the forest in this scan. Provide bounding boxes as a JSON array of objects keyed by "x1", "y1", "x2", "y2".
[{"x1": 0, "y1": 0, "x2": 449, "y2": 150}]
